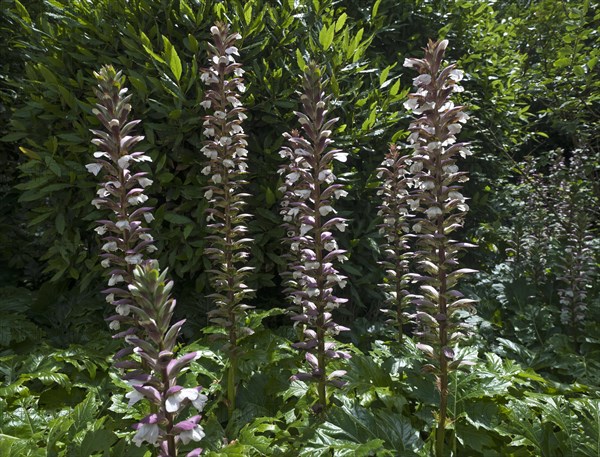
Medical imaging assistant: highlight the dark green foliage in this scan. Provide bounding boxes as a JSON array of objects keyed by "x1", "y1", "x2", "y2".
[{"x1": 3, "y1": 0, "x2": 399, "y2": 320}]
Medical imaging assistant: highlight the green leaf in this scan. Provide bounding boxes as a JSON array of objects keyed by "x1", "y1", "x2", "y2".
[
  {"x1": 164, "y1": 212, "x2": 193, "y2": 225},
  {"x1": 162, "y1": 36, "x2": 183, "y2": 82},
  {"x1": 140, "y1": 31, "x2": 166, "y2": 64},
  {"x1": 319, "y1": 24, "x2": 335, "y2": 50},
  {"x1": 335, "y1": 13, "x2": 348, "y2": 32},
  {"x1": 553, "y1": 57, "x2": 571, "y2": 68},
  {"x1": 296, "y1": 48, "x2": 307, "y2": 71}
]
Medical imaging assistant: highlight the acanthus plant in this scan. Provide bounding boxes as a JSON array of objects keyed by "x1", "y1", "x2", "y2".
[
  {"x1": 376, "y1": 144, "x2": 415, "y2": 341},
  {"x1": 402, "y1": 40, "x2": 476, "y2": 457},
  {"x1": 199, "y1": 22, "x2": 253, "y2": 419},
  {"x1": 547, "y1": 149, "x2": 597, "y2": 338},
  {"x1": 279, "y1": 61, "x2": 350, "y2": 412},
  {"x1": 88, "y1": 65, "x2": 205, "y2": 456}
]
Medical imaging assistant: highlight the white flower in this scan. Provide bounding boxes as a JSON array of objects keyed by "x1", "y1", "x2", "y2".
[
  {"x1": 211, "y1": 174, "x2": 222, "y2": 184},
  {"x1": 286, "y1": 172, "x2": 300, "y2": 184},
  {"x1": 427, "y1": 141, "x2": 441, "y2": 151},
  {"x1": 146, "y1": 245, "x2": 158, "y2": 253},
  {"x1": 407, "y1": 199, "x2": 420, "y2": 210},
  {"x1": 203, "y1": 127, "x2": 215, "y2": 137},
  {"x1": 126, "y1": 389, "x2": 144, "y2": 407},
  {"x1": 201, "y1": 166, "x2": 211, "y2": 175},
  {"x1": 132, "y1": 154, "x2": 152, "y2": 163},
  {"x1": 227, "y1": 96, "x2": 242, "y2": 107},
  {"x1": 223, "y1": 159, "x2": 235, "y2": 168},
  {"x1": 204, "y1": 189, "x2": 213, "y2": 200},
  {"x1": 144, "y1": 213, "x2": 155, "y2": 223},
  {"x1": 102, "y1": 241, "x2": 118, "y2": 252},
  {"x1": 125, "y1": 253, "x2": 143, "y2": 265},
  {"x1": 300, "y1": 224, "x2": 312, "y2": 236},
  {"x1": 403, "y1": 58, "x2": 416, "y2": 68},
  {"x1": 109, "y1": 320, "x2": 120, "y2": 330},
  {"x1": 449, "y1": 69, "x2": 464, "y2": 82},
  {"x1": 324, "y1": 240, "x2": 338, "y2": 251},
  {"x1": 116, "y1": 220, "x2": 130, "y2": 231},
  {"x1": 85, "y1": 163, "x2": 103, "y2": 176},
  {"x1": 105, "y1": 293, "x2": 114, "y2": 303},
  {"x1": 456, "y1": 112, "x2": 470, "y2": 123},
  {"x1": 236, "y1": 82, "x2": 246, "y2": 93},
  {"x1": 413, "y1": 223, "x2": 422, "y2": 233},
  {"x1": 307, "y1": 288, "x2": 320, "y2": 297},
  {"x1": 203, "y1": 148, "x2": 218, "y2": 160},
  {"x1": 166, "y1": 388, "x2": 208, "y2": 414},
  {"x1": 116, "y1": 304, "x2": 131, "y2": 316},
  {"x1": 304, "y1": 261, "x2": 320, "y2": 270},
  {"x1": 132, "y1": 423, "x2": 159, "y2": 447},
  {"x1": 294, "y1": 189, "x2": 311, "y2": 199},
  {"x1": 403, "y1": 98, "x2": 419, "y2": 111},
  {"x1": 200, "y1": 100, "x2": 211, "y2": 109},
  {"x1": 230, "y1": 124, "x2": 243, "y2": 135},
  {"x1": 409, "y1": 161, "x2": 423, "y2": 173},
  {"x1": 443, "y1": 164, "x2": 459, "y2": 173},
  {"x1": 334, "y1": 189, "x2": 348, "y2": 199},
  {"x1": 95, "y1": 225, "x2": 107, "y2": 236},
  {"x1": 318, "y1": 169, "x2": 334, "y2": 183},
  {"x1": 108, "y1": 274, "x2": 124, "y2": 286},
  {"x1": 214, "y1": 111, "x2": 226, "y2": 119},
  {"x1": 319, "y1": 205, "x2": 335, "y2": 216},
  {"x1": 414, "y1": 101, "x2": 435, "y2": 114},
  {"x1": 234, "y1": 68, "x2": 245, "y2": 77},
  {"x1": 448, "y1": 191, "x2": 464, "y2": 201},
  {"x1": 219, "y1": 136, "x2": 232, "y2": 146},
  {"x1": 225, "y1": 46, "x2": 239, "y2": 55},
  {"x1": 335, "y1": 222, "x2": 346, "y2": 232},
  {"x1": 327, "y1": 274, "x2": 347, "y2": 288},
  {"x1": 179, "y1": 424, "x2": 205, "y2": 445},
  {"x1": 421, "y1": 180, "x2": 435, "y2": 190},
  {"x1": 117, "y1": 155, "x2": 131, "y2": 169},
  {"x1": 425, "y1": 206, "x2": 443, "y2": 219},
  {"x1": 128, "y1": 194, "x2": 148, "y2": 205},
  {"x1": 413, "y1": 74, "x2": 432, "y2": 86},
  {"x1": 93, "y1": 151, "x2": 110, "y2": 159},
  {"x1": 101, "y1": 258, "x2": 111, "y2": 268},
  {"x1": 448, "y1": 123, "x2": 462, "y2": 134},
  {"x1": 210, "y1": 25, "x2": 219, "y2": 35},
  {"x1": 234, "y1": 148, "x2": 248, "y2": 158},
  {"x1": 138, "y1": 177, "x2": 153, "y2": 188},
  {"x1": 96, "y1": 188, "x2": 110, "y2": 198}
]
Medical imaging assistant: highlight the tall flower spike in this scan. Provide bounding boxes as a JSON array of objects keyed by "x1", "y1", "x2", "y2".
[
  {"x1": 376, "y1": 144, "x2": 415, "y2": 341},
  {"x1": 403, "y1": 40, "x2": 476, "y2": 457},
  {"x1": 88, "y1": 65, "x2": 157, "y2": 332},
  {"x1": 549, "y1": 149, "x2": 596, "y2": 337},
  {"x1": 90, "y1": 67, "x2": 203, "y2": 456},
  {"x1": 200, "y1": 22, "x2": 253, "y2": 418},
  {"x1": 279, "y1": 61, "x2": 350, "y2": 412}
]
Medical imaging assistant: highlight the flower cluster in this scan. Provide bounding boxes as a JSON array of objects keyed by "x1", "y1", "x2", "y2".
[
  {"x1": 402, "y1": 39, "x2": 476, "y2": 369},
  {"x1": 87, "y1": 65, "x2": 157, "y2": 332},
  {"x1": 200, "y1": 22, "x2": 253, "y2": 416},
  {"x1": 401, "y1": 40, "x2": 476, "y2": 456},
  {"x1": 376, "y1": 144, "x2": 414, "y2": 340},
  {"x1": 549, "y1": 150, "x2": 596, "y2": 332},
  {"x1": 89, "y1": 66, "x2": 204, "y2": 456},
  {"x1": 279, "y1": 61, "x2": 350, "y2": 410},
  {"x1": 125, "y1": 262, "x2": 205, "y2": 456}
]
